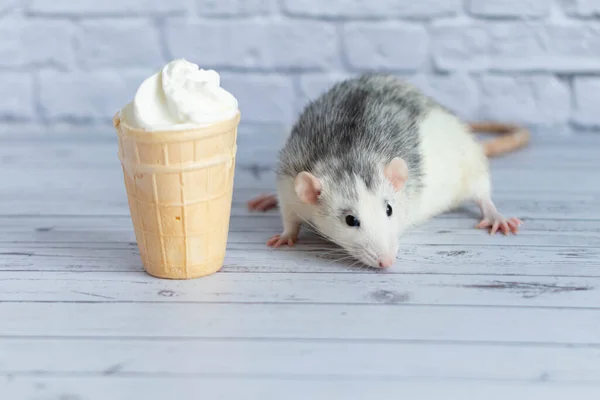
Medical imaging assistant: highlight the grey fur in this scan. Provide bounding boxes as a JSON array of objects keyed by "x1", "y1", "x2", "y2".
[{"x1": 277, "y1": 73, "x2": 436, "y2": 199}]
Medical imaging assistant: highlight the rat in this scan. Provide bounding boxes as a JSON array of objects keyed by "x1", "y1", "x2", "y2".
[{"x1": 247, "y1": 74, "x2": 530, "y2": 268}]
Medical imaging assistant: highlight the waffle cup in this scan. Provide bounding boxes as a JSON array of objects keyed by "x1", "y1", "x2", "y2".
[{"x1": 113, "y1": 111, "x2": 240, "y2": 279}]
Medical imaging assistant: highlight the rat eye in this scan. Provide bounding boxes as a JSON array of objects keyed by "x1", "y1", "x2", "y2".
[
  {"x1": 345, "y1": 215, "x2": 360, "y2": 227},
  {"x1": 386, "y1": 204, "x2": 393, "y2": 217}
]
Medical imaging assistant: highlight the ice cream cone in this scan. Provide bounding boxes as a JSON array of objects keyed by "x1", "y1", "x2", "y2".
[{"x1": 113, "y1": 111, "x2": 240, "y2": 279}]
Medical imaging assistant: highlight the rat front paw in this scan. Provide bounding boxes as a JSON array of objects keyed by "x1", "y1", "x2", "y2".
[
  {"x1": 267, "y1": 232, "x2": 298, "y2": 248},
  {"x1": 477, "y1": 214, "x2": 523, "y2": 235}
]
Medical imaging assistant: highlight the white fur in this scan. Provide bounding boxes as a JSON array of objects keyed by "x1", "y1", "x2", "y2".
[
  {"x1": 317, "y1": 175, "x2": 400, "y2": 267},
  {"x1": 407, "y1": 107, "x2": 491, "y2": 227},
  {"x1": 276, "y1": 173, "x2": 402, "y2": 268}
]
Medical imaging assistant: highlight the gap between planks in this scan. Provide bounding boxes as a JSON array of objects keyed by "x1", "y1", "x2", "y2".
[
  {"x1": 3, "y1": 375, "x2": 600, "y2": 400},
  {"x1": 0, "y1": 272, "x2": 597, "y2": 309},
  {"x1": 1, "y1": 303, "x2": 599, "y2": 345}
]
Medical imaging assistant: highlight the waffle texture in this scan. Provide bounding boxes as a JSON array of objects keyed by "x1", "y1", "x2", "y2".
[{"x1": 114, "y1": 112, "x2": 240, "y2": 279}]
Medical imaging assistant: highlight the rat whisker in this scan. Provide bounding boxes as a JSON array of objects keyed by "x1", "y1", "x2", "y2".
[
  {"x1": 348, "y1": 259, "x2": 366, "y2": 270},
  {"x1": 315, "y1": 251, "x2": 350, "y2": 260},
  {"x1": 326, "y1": 254, "x2": 358, "y2": 267},
  {"x1": 299, "y1": 216, "x2": 341, "y2": 245},
  {"x1": 315, "y1": 250, "x2": 349, "y2": 257},
  {"x1": 303, "y1": 245, "x2": 345, "y2": 252}
]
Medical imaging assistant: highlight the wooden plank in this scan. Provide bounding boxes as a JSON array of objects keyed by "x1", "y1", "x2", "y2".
[
  {"x1": 2, "y1": 241, "x2": 598, "y2": 276},
  {"x1": 3, "y1": 376, "x2": 600, "y2": 400},
  {"x1": 1, "y1": 303, "x2": 599, "y2": 344},
  {"x1": 1, "y1": 214, "x2": 598, "y2": 234},
  {"x1": 1, "y1": 123, "x2": 598, "y2": 399},
  {"x1": 2, "y1": 144, "x2": 599, "y2": 216},
  {"x1": 3, "y1": 231, "x2": 599, "y2": 252},
  {"x1": 1, "y1": 338, "x2": 599, "y2": 382},
  {"x1": 223, "y1": 244, "x2": 600, "y2": 276},
  {"x1": 2, "y1": 218, "x2": 600, "y2": 247},
  {"x1": 0, "y1": 272, "x2": 597, "y2": 308}
]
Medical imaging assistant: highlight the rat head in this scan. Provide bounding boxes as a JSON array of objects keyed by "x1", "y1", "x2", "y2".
[{"x1": 294, "y1": 157, "x2": 409, "y2": 269}]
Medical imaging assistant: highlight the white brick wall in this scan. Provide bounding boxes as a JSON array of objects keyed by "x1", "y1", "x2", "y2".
[
  {"x1": 466, "y1": 0, "x2": 550, "y2": 17},
  {"x1": 28, "y1": 0, "x2": 188, "y2": 15},
  {"x1": 343, "y1": 23, "x2": 428, "y2": 71},
  {"x1": 281, "y1": 0, "x2": 461, "y2": 18},
  {"x1": 1, "y1": 0, "x2": 599, "y2": 136}
]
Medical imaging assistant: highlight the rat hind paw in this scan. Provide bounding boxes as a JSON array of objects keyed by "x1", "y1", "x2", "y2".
[
  {"x1": 477, "y1": 215, "x2": 523, "y2": 235},
  {"x1": 247, "y1": 193, "x2": 278, "y2": 212},
  {"x1": 476, "y1": 197, "x2": 523, "y2": 235},
  {"x1": 267, "y1": 232, "x2": 298, "y2": 248}
]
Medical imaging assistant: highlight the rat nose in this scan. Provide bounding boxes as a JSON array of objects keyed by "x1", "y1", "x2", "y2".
[{"x1": 377, "y1": 256, "x2": 394, "y2": 268}]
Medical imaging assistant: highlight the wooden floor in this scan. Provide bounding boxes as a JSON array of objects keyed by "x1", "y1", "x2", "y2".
[{"x1": 1, "y1": 135, "x2": 600, "y2": 399}]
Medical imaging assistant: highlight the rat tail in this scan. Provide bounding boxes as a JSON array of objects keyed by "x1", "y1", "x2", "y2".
[{"x1": 468, "y1": 122, "x2": 531, "y2": 158}]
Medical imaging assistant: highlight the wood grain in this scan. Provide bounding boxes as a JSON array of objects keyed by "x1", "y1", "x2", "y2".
[
  {"x1": 4, "y1": 377, "x2": 600, "y2": 400},
  {"x1": 0, "y1": 272, "x2": 597, "y2": 307},
  {"x1": 1, "y1": 137, "x2": 599, "y2": 398},
  {"x1": 1, "y1": 338, "x2": 600, "y2": 382},
  {"x1": 2, "y1": 302, "x2": 600, "y2": 344}
]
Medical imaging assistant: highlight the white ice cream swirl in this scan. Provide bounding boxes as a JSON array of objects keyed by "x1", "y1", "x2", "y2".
[{"x1": 123, "y1": 59, "x2": 238, "y2": 131}]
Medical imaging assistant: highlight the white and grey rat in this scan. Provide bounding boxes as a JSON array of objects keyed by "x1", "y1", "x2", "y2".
[{"x1": 247, "y1": 74, "x2": 530, "y2": 268}]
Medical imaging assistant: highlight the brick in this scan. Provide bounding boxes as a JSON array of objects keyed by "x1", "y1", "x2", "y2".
[
  {"x1": 282, "y1": 0, "x2": 460, "y2": 18},
  {"x1": 478, "y1": 75, "x2": 570, "y2": 125},
  {"x1": 219, "y1": 73, "x2": 295, "y2": 124},
  {"x1": 501, "y1": 23, "x2": 600, "y2": 72},
  {"x1": 562, "y1": 0, "x2": 600, "y2": 16},
  {"x1": 197, "y1": 0, "x2": 271, "y2": 16},
  {"x1": 433, "y1": 21, "x2": 600, "y2": 73},
  {"x1": 572, "y1": 78, "x2": 600, "y2": 127},
  {"x1": 411, "y1": 74, "x2": 479, "y2": 119},
  {"x1": 343, "y1": 23, "x2": 428, "y2": 71},
  {"x1": 0, "y1": 73, "x2": 35, "y2": 119},
  {"x1": 165, "y1": 20, "x2": 337, "y2": 71},
  {"x1": 432, "y1": 21, "x2": 549, "y2": 71},
  {"x1": 28, "y1": 0, "x2": 187, "y2": 15},
  {"x1": 487, "y1": 22, "x2": 547, "y2": 70},
  {"x1": 77, "y1": 21, "x2": 164, "y2": 69},
  {"x1": 547, "y1": 25, "x2": 600, "y2": 54},
  {"x1": 0, "y1": 19, "x2": 73, "y2": 68},
  {"x1": 466, "y1": 0, "x2": 549, "y2": 17},
  {"x1": 39, "y1": 71, "x2": 151, "y2": 121},
  {"x1": 431, "y1": 22, "x2": 489, "y2": 71}
]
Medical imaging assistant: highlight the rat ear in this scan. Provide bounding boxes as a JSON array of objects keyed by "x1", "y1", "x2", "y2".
[
  {"x1": 384, "y1": 157, "x2": 408, "y2": 191},
  {"x1": 294, "y1": 171, "x2": 322, "y2": 205}
]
